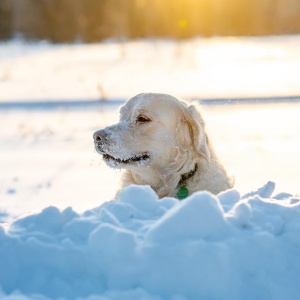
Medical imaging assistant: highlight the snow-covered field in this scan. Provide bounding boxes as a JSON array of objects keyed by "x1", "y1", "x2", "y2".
[
  {"x1": 1, "y1": 36, "x2": 300, "y2": 299},
  {"x1": 1, "y1": 35, "x2": 300, "y2": 101}
]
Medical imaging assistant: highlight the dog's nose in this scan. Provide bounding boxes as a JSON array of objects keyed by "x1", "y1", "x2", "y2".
[{"x1": 93, "y1": 130, "x2": 107, "y2": 142}]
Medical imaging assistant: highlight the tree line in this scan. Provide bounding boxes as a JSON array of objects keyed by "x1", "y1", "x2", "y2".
[{"x1": 1, "y1": 0, "x2": 300, "y2": 42}]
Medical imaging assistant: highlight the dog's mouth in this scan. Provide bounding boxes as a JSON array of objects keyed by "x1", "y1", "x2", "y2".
[
  {"x1": 94, "y1": 141, "x2": 150, "y2": 167},
  {"x1": 102, "y1": 152, "x2": 150, "y2": 166},
  {"x1": 103, "y1": 153, "x2": 150, "y2": 164}
]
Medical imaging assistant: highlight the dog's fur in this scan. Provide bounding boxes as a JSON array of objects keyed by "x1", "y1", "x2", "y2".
[{"x1": 94, "y1": 93, "x2": 234, "y2": 198}]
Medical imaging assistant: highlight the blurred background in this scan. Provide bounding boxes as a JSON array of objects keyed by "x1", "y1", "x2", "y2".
[
  {"x1": 1, "y1": 0, "x2": 300, "y2": 42},
  {"x1": 1, "y1": 0, "x2": 300, "y2": 217}
]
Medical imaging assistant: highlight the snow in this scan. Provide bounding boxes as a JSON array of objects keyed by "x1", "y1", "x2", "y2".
[
  {"x1": 0, "y1": 183, "x2": 300, "y2": 300},
  {"x1": 1, "y1": 35, "x2": 300, "y2": 101},
  {"x1": 1, "y1": 35, "x2": 300, "y2": 299}
]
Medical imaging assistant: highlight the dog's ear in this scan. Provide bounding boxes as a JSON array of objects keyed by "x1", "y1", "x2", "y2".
[{"x1": 183, "y1": 103, "x2": 211, "y2": 161}]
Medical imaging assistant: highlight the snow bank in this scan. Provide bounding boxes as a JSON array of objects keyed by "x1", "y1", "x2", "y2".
[{"x1": 1, "y1": 182, "x2": 300, "y2": 300}]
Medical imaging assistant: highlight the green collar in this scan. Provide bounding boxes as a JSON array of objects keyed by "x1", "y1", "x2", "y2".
[{"x1": 176, "y1": 164, "x2": 198, "y2": 200}]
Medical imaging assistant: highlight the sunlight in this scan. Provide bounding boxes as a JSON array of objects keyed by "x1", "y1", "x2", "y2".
[{"x1": 1, "y1": 0, "x2": 300, "y2": 41}]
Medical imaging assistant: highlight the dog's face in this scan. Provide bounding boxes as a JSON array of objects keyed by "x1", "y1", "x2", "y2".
[{"x1": 93, "y1": 93, "x2": 210, "y2": 171}]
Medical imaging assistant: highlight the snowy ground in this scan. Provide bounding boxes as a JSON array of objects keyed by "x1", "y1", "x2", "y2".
[
  {"x1": 0, "y1": 36, "x2": 300, "y2": 299},
  {"x1": 1, "y1": 35, "x2": 300, "y2": 101}
]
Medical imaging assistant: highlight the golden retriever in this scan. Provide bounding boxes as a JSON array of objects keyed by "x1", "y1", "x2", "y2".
[{"x1": 93, "y1": 93, "x2": 233, "y2": 199}]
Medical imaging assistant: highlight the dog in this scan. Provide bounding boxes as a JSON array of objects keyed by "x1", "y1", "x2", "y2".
[{"x1": 93, "y1": 93, "x2": 234, "y2": 199}]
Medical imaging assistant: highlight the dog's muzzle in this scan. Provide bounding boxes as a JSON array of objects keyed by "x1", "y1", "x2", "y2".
[{"x1": 93, "y1": 128, "x2": 150, "y2": 166}]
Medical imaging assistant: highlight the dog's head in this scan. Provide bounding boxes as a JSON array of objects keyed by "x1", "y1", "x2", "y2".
[{"x1": 93, "y1": 93, "x2": 210, "y2": 171}]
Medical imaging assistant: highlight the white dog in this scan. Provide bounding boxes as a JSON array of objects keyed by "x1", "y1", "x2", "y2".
[{"x1": 94, "y1": 93, "x2": 233, "y2": 199}]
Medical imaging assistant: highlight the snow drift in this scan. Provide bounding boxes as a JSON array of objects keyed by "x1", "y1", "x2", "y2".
[{"x1": 1, "y1": 182, "x2": 300, "y2": 300}]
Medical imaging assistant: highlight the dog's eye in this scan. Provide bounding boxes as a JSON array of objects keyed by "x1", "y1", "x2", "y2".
[{"x1": 136, "y1": 115, "x2": 151, "y2": 123}]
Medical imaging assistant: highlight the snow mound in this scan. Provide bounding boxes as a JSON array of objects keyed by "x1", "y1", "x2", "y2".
[{"x1": 1, "y1": 183, "x2": 300, "y2": 300}]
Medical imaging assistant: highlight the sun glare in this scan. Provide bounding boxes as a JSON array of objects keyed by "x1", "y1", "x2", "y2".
[{"x1": 178, "y1": 19, "x2": 188, "y2": 29}]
